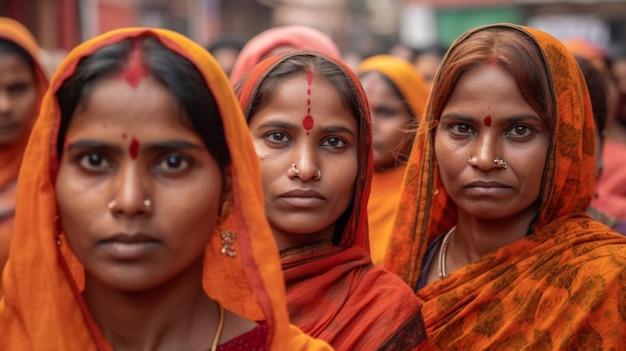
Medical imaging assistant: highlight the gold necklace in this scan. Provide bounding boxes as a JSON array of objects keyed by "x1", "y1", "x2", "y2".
[
  {"x1": 211, "y1": 301, "x2": 225, "y2": 351},
  {"x1": 437, "y1": 226, "x2": 456, "y2": 279}
]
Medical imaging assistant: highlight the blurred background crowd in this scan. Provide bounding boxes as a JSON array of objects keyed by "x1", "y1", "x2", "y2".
[{"x1": 2, "y1": 0, "x2": 626, "y2": 78}]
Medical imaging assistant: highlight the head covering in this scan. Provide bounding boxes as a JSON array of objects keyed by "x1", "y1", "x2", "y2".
[
  {"x1": 237, "y1": 51, "x2": 429, "y2": 350},
  {"x1": 385, "y1": 23, "x2": 626, "y2": 349},
  {"x1": 0, "y1": 27, "x2": 331, "y2": 351},
  {"x1": 0, "y1": 16, "x2": 48, "y2": 297},
  {"x1": 357, "y1": 54, "x2": 429, "y2": 265},
  {"x1": 229, "y1": 25, "x2": 341, "y2": 84}
]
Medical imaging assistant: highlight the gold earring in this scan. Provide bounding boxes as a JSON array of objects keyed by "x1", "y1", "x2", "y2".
[
  {"x1": 218, "y1": 200, "x2": 236, "y2": 257},
  {"x1": 54, "y1": 215, "x2": 62, "y2": 246}
]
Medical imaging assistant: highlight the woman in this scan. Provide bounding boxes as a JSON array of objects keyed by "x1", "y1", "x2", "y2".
[
  {"x1": 0, "y1": 17, "x2": 48, "y2": 298},
  {"x1": 229, "y1": 25, "x2": 340, "y2": 84},
  {"x1": 357, "y1": 55, "x2": 428, "y2": 265},
  {"x1": 0, "y1": 27, "x2": 331, "y2": 350},
  {"x1": 237, "y1": 52, "x2": 429, "y2": 350},
  {"x1": 575, "y1": 56, "x2": 626, "y2": 234},
  {"x1": 385, "y1": 23, "x2": 626, "y2": 349}
]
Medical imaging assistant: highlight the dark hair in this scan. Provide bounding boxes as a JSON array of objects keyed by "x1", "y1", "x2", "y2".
[
  {"x1": 432, "y1": 27, "x2": 554, "y2": 128},
  {"x1": 56, "y1": 36, "x2": 230, "y2": 171},
  {"x1": 0, "y1": 39, "x2": 35, "y2": 71},
  {"x1": 245, "y1": 53, "x2": 365, "y2": 122},
  {"x1": 575, "y1": 56, "x2": 607, "y2": 143},
  {"x1": 206, "y1": 36, "x2": 244, "y2": 54},
  {"x1": 243, "y1": 53, "x2": 368, "y2": 244}
]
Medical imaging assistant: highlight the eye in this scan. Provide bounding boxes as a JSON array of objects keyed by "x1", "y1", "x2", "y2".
[
  {"x1": 264, "y1": 131, "x2": 291, "y2": 145},
  {"x1": 77, "y1": 153, "x2": 111, "y2": 171},
  {"x1": 449, "y1": 123, "x2": 474, "y2": 135},
  {"x1": 154, "y1": 154, "x2": 190, "y2": 173},
  {"x1": 321, "y1": 137, "x2": 347, "y2": 149},
  {"x1": 507, "y1": 125, "x2": 534, "y2": 139}
]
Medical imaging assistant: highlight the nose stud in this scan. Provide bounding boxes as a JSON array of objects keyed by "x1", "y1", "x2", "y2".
[
  {"x1": 494, "y1": 159, "x2": 508, "y2": 169},
  {"x1": 107, "y1": 198, "x2": 153, "y2": 213},
  {"x1": 289, "y1": 163, "x2": 300, "y2": 176}
]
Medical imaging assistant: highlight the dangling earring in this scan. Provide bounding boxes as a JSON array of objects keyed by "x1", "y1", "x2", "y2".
[
  {"x1": 217, "y1": 200, "x2": 237, "y2": 257},
  {"x1": 54, "y1": 215, "x2": 62, "y2": 246}
]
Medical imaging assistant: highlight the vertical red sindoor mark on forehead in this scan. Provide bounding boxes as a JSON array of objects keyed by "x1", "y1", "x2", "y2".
[
  {"x1": 484, "y1": 115, "x2": 492, "y2": 127},
  {"x1": 129, "y1": 137, "x2": 139, "y2": 160},
  {"x1": 302, "y1": 71, "x2": 314, "y2": 135},
  {"x1": 486, "y1": 57, "x2": 497, "y2": 66},
  {"x1": 122, "y1": 42, "x2": 148, "y2": 88}
]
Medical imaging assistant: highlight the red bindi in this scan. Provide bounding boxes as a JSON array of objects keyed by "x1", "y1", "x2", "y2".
[
  {"x1": 122, "y1": 133, "x2": 127, "y2": 139},
  {"x1": 486, "y1": 57, "x2": 497, "y2": 66},
  {"x1": 129, "y1": 137, "x2": 139, "y2": 160},
  {"x1": 122, "y1": 42, "x2": 148, "y2": 88},
  {"x1": 303, "y1": 71, "x2": 315, "y2": 135},
  {"x1": 484, "y1": 115, "x2": 492, "y2": 127}
]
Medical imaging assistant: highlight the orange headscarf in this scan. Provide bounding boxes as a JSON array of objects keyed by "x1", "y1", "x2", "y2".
[
  {"x1": 357, "y1": 55, "x2": 428, "y2": 265},
  {"x1": 385, "y1": 23, "x2": 626, "y2": 349},
  {"x1": 0, "y1": 27, "x2": 331, "y2": 351},
  {"x1": 229, "y1": 25, "x2": 341, "y2": 84},
  {"x1": 0, "y1": 16, "x2": 48, "y2": 298},
  {"x1": 237, "y1": 52, "x2": 429, "y2": 350}
]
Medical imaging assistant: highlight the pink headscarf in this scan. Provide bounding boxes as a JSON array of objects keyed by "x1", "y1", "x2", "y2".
[{"x1": 229, "y1": 25, "x2": 340, "y2": 84}]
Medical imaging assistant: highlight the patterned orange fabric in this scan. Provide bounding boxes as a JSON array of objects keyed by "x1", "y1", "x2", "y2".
[
  {"x1": 0, "y1": 16, "x2": 48, "y2": 299},
  {"x1": 229, "y1": 25, "x2": 340, "y2": 84},
  {"x1": 0, "y1": 27, "x2": 331, "y2": 351},
  {"x1": 357, "y1": 55, "x2": 429, "y2": 265},
  {"x1": 237, "y1": 52, "x2": 429, "y2": 350},
  {"x1": 385, "y1": 23, "x2": 626, "y2": 349}
]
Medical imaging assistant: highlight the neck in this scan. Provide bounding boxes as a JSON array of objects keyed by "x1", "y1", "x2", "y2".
[
  {"x1": 272, "y1": 224, "x2": 336, "y2": 251},
  {"x1": 83, "y1": 258, "x2": 218, "y2": 351},
  {"x1": 447, "y1": 207, "x2": 538, "y2": 273}
]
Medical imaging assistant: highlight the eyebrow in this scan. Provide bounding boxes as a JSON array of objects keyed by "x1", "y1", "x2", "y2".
[
  {"x1": 66, "y1": 140, "x2": 204, "y2": 151},
  {"x1": 257, "y1": 120, "x2": 357, "y2": 136},
  {"x1": 441, "y1": 113, "x2": 543, "y2": 123}
]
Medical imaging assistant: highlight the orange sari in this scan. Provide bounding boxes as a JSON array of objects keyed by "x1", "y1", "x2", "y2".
[
  {"x1": 357, "y1": 55, "x2": 428, "y2": 266},
  {"x1": 0, "y1": 27, "x2": 331, "y2": 351},
  {"x1": 0, "y1": 17, "x2": 48, "y2": 297},
  {"x1": 385, "y1": 23, "x2": 626, "y2": 349},
  {"x1": 237, "y1": 52, "x2": 429, "y2": 350},
  {"x1": 229, "y1": 25, "x2": 340, "y2": 84}
]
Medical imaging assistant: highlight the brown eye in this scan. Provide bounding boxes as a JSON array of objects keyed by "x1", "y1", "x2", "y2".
[
  {"x1": 78, "y1": 153, "x2": 110, "y2": 170},
  {"x1": 155, "y1": 154, "x2": 190, "y2": 173}
]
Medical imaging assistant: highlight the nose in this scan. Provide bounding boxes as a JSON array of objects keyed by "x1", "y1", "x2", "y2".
[
  {"x1": 289, "y1": 143, "x2": 321, "y2": 182},
  {"x1": 467, "y1": 133, "x2": 502, "y2": 171},
  {"x1": 109, "y1": 165, "x2": 153, "y2": 217},
  {"x1": 0, "y1": 91, "x2": 11, "y2": 114}
]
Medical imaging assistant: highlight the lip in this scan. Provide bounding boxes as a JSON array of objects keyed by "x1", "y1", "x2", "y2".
[
  {"x1": 99, "y1": 233, "x2": 161, "y2": 259},
  {"x1": 464, "y1": 180, "x2": 511, "y2": 196},
  {"x1": 279, "y1": 189, "x2": 325, "y2": 208}
]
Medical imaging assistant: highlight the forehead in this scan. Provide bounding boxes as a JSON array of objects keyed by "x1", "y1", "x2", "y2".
[
  {"x1": 257, "y1": 72, "x2": 357, "y2": 125},
  {"x1": 69, "y1": 75, "x2": 190, "y2": 131},
  {"x1": 0, "y1": 54, "x2": 34, "y2": 81}
]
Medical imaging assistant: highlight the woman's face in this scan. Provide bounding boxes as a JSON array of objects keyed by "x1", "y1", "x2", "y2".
[
  {"x1": 361, "y1": 72, "x2": 413, "y2": 170},
  {"x1": 0, "y1": 52, "x2": 38, "y2": 146},
  {"x1": 248, "y1": 72, "x2": 358, "y2": 250},
  {"x1": 435, "y1": 64, "x2": 549, "y2": 221},
  {"x1": 56, "y1": 75, "x2": 227, "y2": 291}
]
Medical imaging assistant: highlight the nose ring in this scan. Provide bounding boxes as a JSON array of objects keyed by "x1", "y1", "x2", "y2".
[
  {"x1": 313, "y1": 168, "x2": 322, "y2": 181},
  {"x1": 467, "y1": 156, "x2": 474, "y2": 164},
  {"x1": 289, "y1": 163, "x2": 300, "y2": 177},
  {"x1": 494, "y1": 159, "x2": 508, "y2": 169}
]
